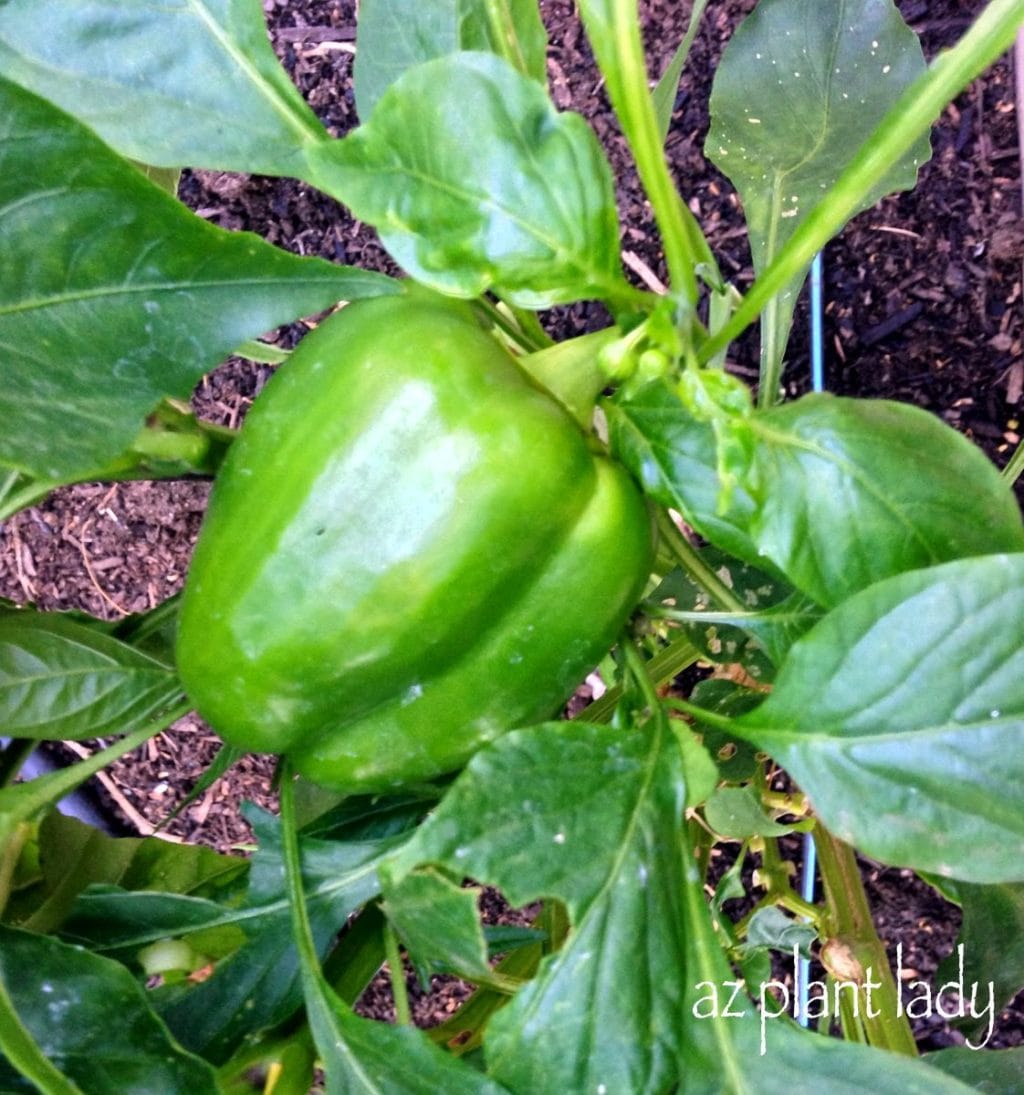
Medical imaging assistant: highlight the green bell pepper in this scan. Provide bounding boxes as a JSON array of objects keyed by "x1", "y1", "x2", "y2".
[{"x1": 176, "y1": 292, "x2": 654, "y2": 793}]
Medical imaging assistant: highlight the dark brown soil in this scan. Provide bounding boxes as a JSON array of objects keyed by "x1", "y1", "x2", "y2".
[{"x1": 1, "y1": 0, "x2": 1021, "y2": 1051}]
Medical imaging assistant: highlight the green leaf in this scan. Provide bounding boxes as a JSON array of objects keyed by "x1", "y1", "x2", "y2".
[
  {"x1": 682, "y1": 1015, "x2": 974, "y2": 1093},
  {"x1": 381, "y1": 867, "x2": 492, "y2": 984},
  {"x1": 0, "y1": 0, "x2": 327, "y2": 175},
  {"x1": 0, "y1": 78, "x2": 398, "y2": 483},
  {"x1": 133, "y1": 163, "x2": 182, "y2": 197},
  {"x1": 606, "y1": 379, "x2": 762, "y2": 566},
  {"x1": 734, "y1": 554, "x2": 1024, "y2": 883},
  {"x1": 703, "y1": 785, "x2": 803, "y2": 839},
  {"x1": 653, "y1": 549, "x2": 818, "y2": 675},
  {"x1": 354, "y1": 0, "x2": 460, "y2": 120},
  {"x1": 0, "y1": 925, "x2": 218, "y2": 1094},
  {"x1": 706, "y1": 0, "x2": 929, "y2": 388},
  {"x1": 688, "y1": 680, "x2": 763, "y2": 782},
  {"x1": 64, "y1": 809, "x2": 391, "y2": 1064},
  {"x1": 743, "y1": 906, "x2": 816, "y2": 959},
  {"x1": 937, "y1": 880, "x2": 1024, "y2": 1033},
  {"x1": 744, "y1": 395, "x2": 1024, "y2": 607},
  {"x1": 925, "y1": 1046, "x2": 1024, "y2": 1091},
  {"x1": 310, "y1": 52, "x2": 625, "y2": 308},
  {"x1": 3, "y1": 812, "x2": 245, "y2": 934},
  {"x1": 0, "y1": 610, "x2": 182, "y2": 741},
  {"x1": 355, "y1": 0, "x2": 547, "y2": 121},
  {"x1": 652, "y1": 0, "x2": 708, "y2": 142},
  {"x1": 303, "y1": 972, "x2": 507, "y2": 1095},
  {"x1": 458, "y1": 0, "x2": 547, "y2": 85},
  {"x1": 388, "y1": 720, "x2": 688, "y2": 1093}
]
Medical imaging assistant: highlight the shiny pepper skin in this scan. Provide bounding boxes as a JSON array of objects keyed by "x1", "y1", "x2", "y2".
[{"x1": 176, "y1": 292, "x2": 655, "y2": 793}]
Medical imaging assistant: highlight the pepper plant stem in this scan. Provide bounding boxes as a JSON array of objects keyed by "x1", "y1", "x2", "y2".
[
  {"x1": 578, "y1": 0, "x2": 700, "y2": 307},
  {"x1": 814, "y1": 824, "x2": 918, "y2": 1057},
  {"x1": 383, "y1": 923, "x2": 412, "y2": 1026},
  {"x1": 655, "y1": 509, "x2": 747, "y2": 614}
]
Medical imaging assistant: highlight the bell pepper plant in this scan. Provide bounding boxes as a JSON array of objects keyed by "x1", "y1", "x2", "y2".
[{"x1": 1, "y1": 0, "x2": 1023, "y2": 1091}]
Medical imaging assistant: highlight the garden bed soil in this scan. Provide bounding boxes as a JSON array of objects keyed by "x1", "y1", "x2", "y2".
[{"x1": 1, "y1": 0, "x2": 1021, "y2": 1048}]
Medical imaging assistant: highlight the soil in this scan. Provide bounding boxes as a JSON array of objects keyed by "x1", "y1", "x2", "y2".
[{"x1": 1, "y1": 0, "x2": 1022, "y2": 1053}]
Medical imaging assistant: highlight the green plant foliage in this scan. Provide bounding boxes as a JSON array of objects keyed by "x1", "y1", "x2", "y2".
[
  {"x1": 0, "y1": 925, "x2": 219, "y2": 1094},
  {"x1": 380, "y1": 867, "x2": 493, "y2": 984},
  {"x1": 706, "y1": 0, "x2": 930, "y2": 388},
  {"x1": 0, "y1": 78, "x2": 396, "y2": 483},
  {"x1": 924, "y1": 1045, "x2": 1024, "y2": 1090},
  {"x1": 310, "y1": 53, "x2": 627, "y2": 306},
  {"x1": 734, "y1": 554, "x2": 1024, "y2": 883},
  {"x1": 0, "y1": 610, "x2": 181, "y2": 741},
  {"x1": 3, "y1": 812, "x2": 245, "y2": 935},
  {"x1": 60, "y1": 809, "x2": 393, "y2": 1064},
  {"x1": 607, "y1": 378, "x2": 762, "y2": 565},
  {"x1": 744, "y1": 395, "x2": 1024, "y2": 606},
  {"x1": 3, "y1": 0, "x2": 1024, "y2": 1086},
  {"x1": 388, "y1": 721, "x2": 689, "y2": 1092},
  {"x1": 355, "y1": 0, "x2": 547, "y2": 119},
  {"x1": 0, "y1": 0, "x2": 327, "y2": 174},
  {"x1": 936, "y1": 880, "x2": 1024, "y2": 1031}
]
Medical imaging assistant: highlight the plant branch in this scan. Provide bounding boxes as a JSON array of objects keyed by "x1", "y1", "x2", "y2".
[
  {"x1": 383, "y1": 922, "x2": 412, "y2": 1026},
  {"x1": 578, "y1": 0, "x2": 701, "y2": 306},
  {"x1": 699, "y1": 0, "x2": 1024, "y2": 364},
  {"x1": 814, "y1": 824, "x2": 918, "y2": 1056},
  {"x1": 655, "y1": 510, "x2": 747, "y2": 613}
]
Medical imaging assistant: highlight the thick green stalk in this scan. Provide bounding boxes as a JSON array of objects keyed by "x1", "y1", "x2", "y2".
[
  {"x1": 814, "y1": 825, "x2": 918, "y2": 1056},
  {"x1": 699, "y1": 0, "x2": 1024, "y2": 365},
  {"x1": 581, "y1": 632, "x2": 700, "y2": 724}
]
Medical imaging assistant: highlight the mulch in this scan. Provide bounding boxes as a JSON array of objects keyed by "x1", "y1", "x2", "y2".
[{"x1": 1, "y1": 0, "x2": 1021, "y2": 1045}]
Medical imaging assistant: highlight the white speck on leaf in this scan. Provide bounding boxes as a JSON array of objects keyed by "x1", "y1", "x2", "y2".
[{"x1": 553, "y1": 831, "x2": 566, "y2": 845}]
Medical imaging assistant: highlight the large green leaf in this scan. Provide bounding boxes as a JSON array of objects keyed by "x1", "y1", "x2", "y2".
[
  {"x1": 380, "y1": 867, "x2": 493, "y2": 984},
  {"x1": 310, "y1": 52, "x2": 625, "y2": 308},
  {"x1": 354, "y1": 0, "x2": 547, "y2": 120},
  {"x1": 937, "y1": 880, "x2": 1024, "y2": 1033},
  {"x1": 0, "y1": 610, "x2": 182, "y2": 741},
  {"x1": 388, "y1": 721, "x2": 689, "y2": 1093},
  {"x1": 745, "y1": 395, "x2": 1024, "y2": 607},
  {"x1": 0, "y1": 78, "x2": 396, "y2": 483},
  {"x1": 458, "y1": 0, "x2": 547, "y2": 85},
  {"x1": 733, "y1": 555, "x2": 1024, "y2": 883},
  {"x1": 0, "y1": 925, "x2": 218, "y2": 1095},
  {"x1": 706, "y1": 0, "x2": 928, "y2": 388},
  {"x1": 0, "y1": 0, "x2": 327, "y2": 174}
]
